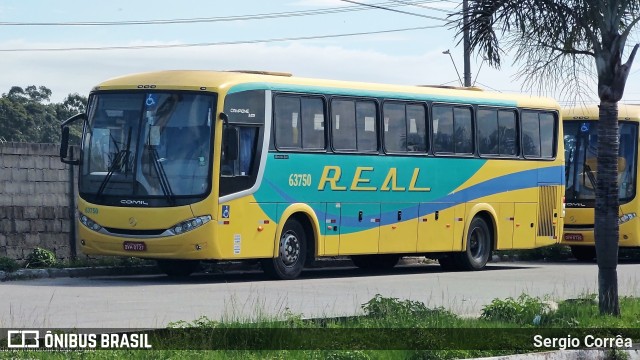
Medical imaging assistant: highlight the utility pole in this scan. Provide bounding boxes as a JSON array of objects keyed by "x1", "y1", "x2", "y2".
[{"x1": 463, "y1": 0, "x2": 471, "y2": 87}]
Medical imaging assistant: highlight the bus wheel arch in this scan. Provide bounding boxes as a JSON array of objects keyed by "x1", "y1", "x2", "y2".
[
  {"x1": 265, "y1": 205, "x2": 320, "y2": 279},
  {"x1": 460, "y1": 215, "x2": 494, "y2": 270},
  {"x1": 463, "y1": 206, "x2": 498, "y2": 252},
  {"x1": 448, "y1": 204, "x2": 498, "y2": 271}
]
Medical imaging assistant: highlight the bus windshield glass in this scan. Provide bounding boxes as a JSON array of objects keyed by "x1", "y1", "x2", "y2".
[
  {"x1": 80, "y1": 92, "x2": 215, "y2": 203},
  {"x1": 564, "y1": 121, "x2": 638, "y2": 205}
]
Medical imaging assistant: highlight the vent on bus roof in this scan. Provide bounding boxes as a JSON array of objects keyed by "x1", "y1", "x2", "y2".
[
  {"x1": 415, "y1": 85, "x2": 484, "y2": 91},
  {"x1": 229, "y1": 70, "x2": 293, "y2": 77}
]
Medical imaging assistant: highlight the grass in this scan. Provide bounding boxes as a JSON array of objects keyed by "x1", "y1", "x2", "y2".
[{"x1": 5, "y1": 294, "x2": 640, "y2": 359}]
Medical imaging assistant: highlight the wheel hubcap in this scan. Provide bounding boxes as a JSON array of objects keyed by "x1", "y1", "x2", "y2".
[
  {"x1": 469, "y1": 226, "x2": 485, "y2": 260},
  {"x1": 280, "y1": 231, "x2": 300, "y2": 266}
]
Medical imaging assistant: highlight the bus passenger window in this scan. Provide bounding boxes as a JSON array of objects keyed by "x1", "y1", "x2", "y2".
[
  {"x1": 454, "y1": 107, "x2": 473, "y2": 154},
  {"x1": 301, "y1": 97, "x2": 325, "y2": 150},
  {"x1": 275, "y1": 96, "x2": 301, "y2": 149},
  {"x1": 498, "y1": 110, "x2": 518, "y2": 156},
  {"x1": 384, "y1": 103, "x2": 427, "y2": 153},
  {"x1": 383, "y1": 103, "x2": 406, "y2": 153},
  {"x1": 478, "y1": 109, "x2": 499, "y2": 155},
  {"x1": 433, "y1": 105, "x2": 454, "y2": 153},
  {"x1": 406, "y1": 104, "x2": 427, "y2": 152},
  {"x1": 331, "y1": 100, "x2": 357, "y2": 151},
  {"x1": 540, "y1": 112, "x2": 555, "y2": 158},
  {"x1": 522, "y1": 111, "x2": 541, "y2": 157},
  {"x1": 356, "y1": 101, "x2": 377, "y2": 152}
]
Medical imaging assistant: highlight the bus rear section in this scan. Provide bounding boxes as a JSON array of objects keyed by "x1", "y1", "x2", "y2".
[{"x1": 562, "y1": 105, "x2": 640, "y2": 261}]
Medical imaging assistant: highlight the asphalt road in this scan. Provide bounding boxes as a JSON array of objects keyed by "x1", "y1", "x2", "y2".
[{"x1": 2, "y1": 260, "x2": 640, "y2": 329}]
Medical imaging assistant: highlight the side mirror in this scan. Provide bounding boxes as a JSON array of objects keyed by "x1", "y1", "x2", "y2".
[
  {"x1": 60, "y1": 113, "x2": 86, "y2": 165},
  {"x1": 223, "y1": 127, "x2": 239, "y2": 161}
]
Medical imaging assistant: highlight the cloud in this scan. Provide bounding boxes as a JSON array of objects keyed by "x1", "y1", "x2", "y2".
[{"x1": 0, "y1": 40, "x2": 513, "y2": 102}]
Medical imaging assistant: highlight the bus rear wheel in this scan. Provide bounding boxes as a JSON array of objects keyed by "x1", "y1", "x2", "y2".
[
  {"x1": 351, "y1": 254, "x2": 400, "y2": 269},
  {"x1": 262, "y1": 219, "x2": 307, "y2": 280},
  {"x1": 157, "y1": 259, "x2": 200, "y2": 277},
  {"x1": 570, "y1": 246, "x2": 596, "y2": 262},
  {"x1": 455, "y1": 216, "x2": 492, "y2": 271}
]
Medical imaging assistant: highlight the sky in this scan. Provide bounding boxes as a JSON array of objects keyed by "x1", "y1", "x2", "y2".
[{"x1": 1, "y1": 0, "x2": 640, "y2": 105}]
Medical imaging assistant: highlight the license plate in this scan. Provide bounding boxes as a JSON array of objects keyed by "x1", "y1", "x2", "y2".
[
  {"x1": 123, "y1": 241, "x2": 147, "y2": 251},
  {"x1": 563, "y1": 233, "x2": 584, "y2": 241}
]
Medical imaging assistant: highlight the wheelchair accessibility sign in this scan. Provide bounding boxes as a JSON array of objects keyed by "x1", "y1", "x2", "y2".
[{"x1": 222, "y1": 205, "x2": 230, "y2": 219}]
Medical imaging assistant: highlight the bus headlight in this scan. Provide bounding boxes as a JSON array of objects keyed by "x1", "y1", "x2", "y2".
[
  {"x1": 77, "y1": 211, "x2": 103, "y2": 232},
  {"x1": 171, "y1": 215, "x2": 212, "y2": 235}
]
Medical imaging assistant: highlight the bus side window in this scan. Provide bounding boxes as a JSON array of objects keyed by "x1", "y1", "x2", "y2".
[
  {"x1": 331, "y1": 99, "x2": 357, "y2": 151},
  {"x1": 356, "y1": 100, "x2": 378, "y2": 152},
  {"x1": 275, "y1": 96, "x2": 301, "y2": 149},
  {"x1": 498, "y1": 110, "x2": 518, "y2": 156},
  {"x1": 222, "y1": 125, "x2": 258, "y2": 177},
  {"x1": 522, "y1": 111, "x2": 541, "y2": 157},
  {"x1": 454, "y1": 107, "x2": 473, "y2": 154},
  {"x1": 478, "y1": 108, "x2": 499, "y2": 155},
  {"x1": 406, "y1": 104, "x2": 427, "y2": 152},
  {"x1": 433, "y1": 105, "x2": 454, "y2": 153},
  {"x1": 301, "y1": 97, "x2": 326, "y2": 150}
]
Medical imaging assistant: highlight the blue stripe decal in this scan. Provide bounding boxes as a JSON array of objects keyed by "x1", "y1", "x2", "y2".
[{"x1": 263, "y1": 166, "x2": 562, "y2": 233}]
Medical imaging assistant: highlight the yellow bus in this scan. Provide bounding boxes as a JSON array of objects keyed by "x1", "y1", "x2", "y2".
[
  {"x1": 562, "y1": 104, "x2": 640, "y2": 261},
  {"x1": 60, "y1": 70, "x2": 565, "y2": 279}
]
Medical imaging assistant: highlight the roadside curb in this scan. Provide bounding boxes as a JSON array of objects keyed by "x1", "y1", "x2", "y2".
[
  {"x1": 475, "y1": 348, "x2": 640, "y2": 359},
  {"x1": 0, "y1": 256, "x2": 431, "y2": 281},
  {"x1": 0, "y1": 265, "x2": 161, "y2": 281}
]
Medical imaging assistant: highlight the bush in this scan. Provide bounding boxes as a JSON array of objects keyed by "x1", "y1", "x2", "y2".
[
  {"x1": 24, "y1": 247, "x2": 58, "y2": 268},
  {"x1": 0, "y1": 257, "x2": 20, "y2": 272},
  {"x1": 362, "y1": 294, "x2": 456, "y2": 320},
  {"x1": 481, "y1": 294, "x2": 554, "y2": 325}
]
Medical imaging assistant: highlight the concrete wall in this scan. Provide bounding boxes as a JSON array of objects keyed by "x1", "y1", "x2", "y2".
[{"x1": 0, "y1": 142, "x2": 76, "y2": 261}]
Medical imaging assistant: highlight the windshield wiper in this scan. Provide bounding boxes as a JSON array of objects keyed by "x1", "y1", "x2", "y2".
[
  {"x1": 149, "y1": 146, "x2": 175, "y2": 205},
  {"x1": 96, "y1": 127, "x2": 132, "y2": 198}
]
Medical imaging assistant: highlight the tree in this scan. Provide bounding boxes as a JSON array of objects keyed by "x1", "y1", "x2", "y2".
[
  {"x1": 456, "y1": 0, "x2": 640, "y2": 315},
  {"x1": 0, "y1": 86, "x2": 87, "y2": 144}
]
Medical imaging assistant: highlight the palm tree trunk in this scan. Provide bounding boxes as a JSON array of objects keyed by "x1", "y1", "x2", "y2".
[{"x1": 594, "y1": 101, "x2": 620, "y2": 316}]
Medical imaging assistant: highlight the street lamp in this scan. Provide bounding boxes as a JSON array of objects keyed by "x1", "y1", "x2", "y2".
[{"x1": 442, "y1": 49, "x2": 463, "y2": 87}]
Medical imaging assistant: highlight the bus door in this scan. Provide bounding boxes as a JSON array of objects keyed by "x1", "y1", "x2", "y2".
[
  {"x1": 417, "y1": 203, "x2": 456, "y2": 252},
  {"x1": 338, "y1": 203, "x2": 380, "y2": 254},
  {"x1": 379, "y1": 203, "x2": 418, "y2": 253}
]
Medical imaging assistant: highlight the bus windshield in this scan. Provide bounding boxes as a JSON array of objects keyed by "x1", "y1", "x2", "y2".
[
  {"x1": 80, "y1": 92, "x2": 216, "y2": 204},
  {"x1": 564, "y1": 121, "x2": 638, "y2": 206}
]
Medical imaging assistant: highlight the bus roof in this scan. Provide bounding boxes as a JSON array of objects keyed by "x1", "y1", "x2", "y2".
[
  {"x1": 563, "y1": 104, "x2": 640, "y2": 120},
  {"x1": 93, "y1": 70, "x2": 559, "y2": 109}
]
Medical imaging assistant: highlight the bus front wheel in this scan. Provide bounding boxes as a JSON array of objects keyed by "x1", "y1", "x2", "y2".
[
  {"x1": 157, "y1": 259, "x2": 200, "y2": 277},
  {"x1": 570, "y1": 246, "x2": 596, "y2": 262},
  {"x1": 262, "y1": 219, "x2": 307, "y2": 280},
  {"x1": 455, "y1": 216, "x2": 492, "y2": 271}
]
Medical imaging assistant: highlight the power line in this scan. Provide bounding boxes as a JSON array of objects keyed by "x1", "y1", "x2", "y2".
[
  {"x1": 339, "y1": 0, "x2": 448, "y2": 21},
  {"x1": 390, "y1": 0, "x2": 453, "y2": 13},
  {"x1": 0, "y1": 1, "x2": 445, "y2": 26},
  {"x1": 0, "y1": 25, "x2": 444, "y2": 52}
]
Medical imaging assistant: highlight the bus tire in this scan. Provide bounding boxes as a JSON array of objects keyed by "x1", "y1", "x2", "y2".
[
  {"x1": 262, "y1": 219, "x2": 307, "y2": 280},
  {"x1": 351, "y1": 254, "x2": 400, "y2": 269},
  {"x1": 570, "y1": 246, "x2": 596, "y2": 262},
  {"x1": 157, "y1": 259, "x2": 200, "y2": 278},
  {"x1": 455, "y1": 216, "x2": 492, "y2": 271}
]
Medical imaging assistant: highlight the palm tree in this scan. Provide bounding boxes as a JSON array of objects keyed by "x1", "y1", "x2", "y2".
[{"x1": 455, "y1": 0, "x2": 640, "y2": 315}]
